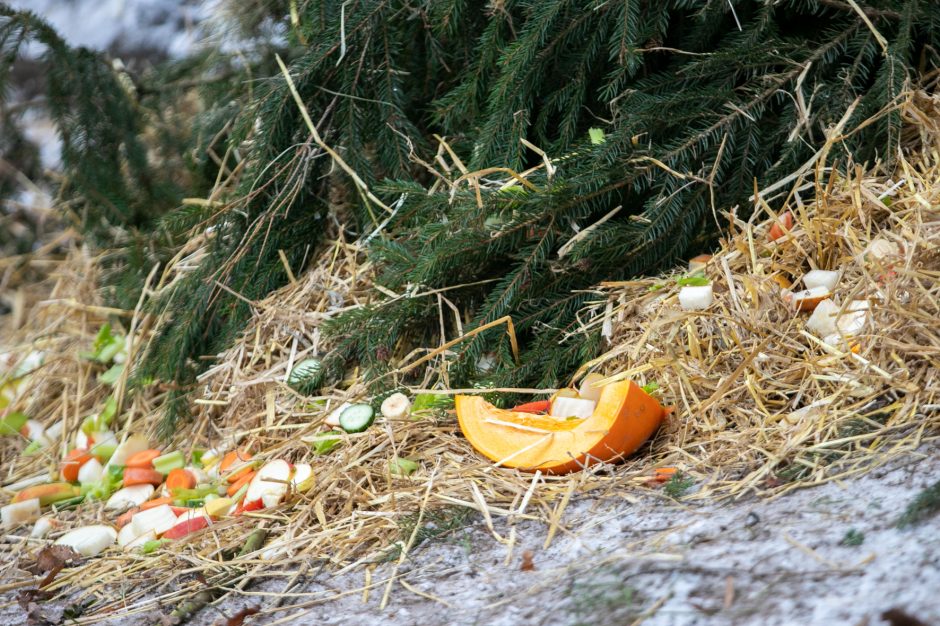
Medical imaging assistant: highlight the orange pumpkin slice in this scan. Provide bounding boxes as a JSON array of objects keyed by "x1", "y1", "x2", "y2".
[{"x1": 456, "y1": 380, "x2": 665, "y2": 474}]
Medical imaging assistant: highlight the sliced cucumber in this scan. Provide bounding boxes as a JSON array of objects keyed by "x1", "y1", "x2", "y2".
[{"x1": 338, "y1": 404, "x2": 375, "y2": 433}]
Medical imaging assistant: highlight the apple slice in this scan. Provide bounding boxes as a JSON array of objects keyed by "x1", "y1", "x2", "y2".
[
  {"x1": 805, "y1": 299, "x2": 840, "y2": 337},
  {"x1": 687, "y1": 254, "x2": 712, "y2": 273},
  {"x1": 244, "y1": 459, "x2": 292, "y2": 507},
  {"x1": 324, "y1": 402, "x2": 351, "y2": 428},
  {"x1": 290, "y1": 463, "x2": 314, "y2": 492}
]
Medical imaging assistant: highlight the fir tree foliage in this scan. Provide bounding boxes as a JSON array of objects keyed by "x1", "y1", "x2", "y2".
[{"x1": 2, "y1": 2, "x2": 939, "y2": 432}]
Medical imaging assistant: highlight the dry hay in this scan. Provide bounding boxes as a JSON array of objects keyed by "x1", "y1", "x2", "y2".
[{"x1": 0, "y1": 92, "x2": 938, "y2": 622}]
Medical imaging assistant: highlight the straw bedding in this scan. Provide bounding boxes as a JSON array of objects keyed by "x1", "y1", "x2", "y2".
[{"x1": 0, "y1": 93, "x2": 938, "y2": 622}]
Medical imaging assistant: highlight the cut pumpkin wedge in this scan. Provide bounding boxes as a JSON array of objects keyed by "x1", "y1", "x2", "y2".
[{"x1": 456, "y1": 380, "x2": 665, "y2": 474}]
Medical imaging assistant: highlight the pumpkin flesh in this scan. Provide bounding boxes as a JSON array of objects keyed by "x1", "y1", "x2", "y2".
[{"x1": 456, "y1": 380, "x2": 664, "y2": 474}]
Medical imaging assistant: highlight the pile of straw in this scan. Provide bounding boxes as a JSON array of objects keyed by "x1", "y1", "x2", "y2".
[{"x1": 0, "y1": 93, "x2": 938, "y2": 622}]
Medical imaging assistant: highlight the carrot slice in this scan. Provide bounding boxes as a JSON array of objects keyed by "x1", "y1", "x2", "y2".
[
  {"x1": 226, "y1": 470, "x2": 256, "y2": 497},
  {"x1": 165, "y1": 468, "x2": 196, "y2": 491},
  {"x1": 60, "y1": 448, "x2": 92, "y2": 482},
  {"x1": 125, "y1": 449, "x2": 162, "y2": 469},
  {"x1": 123, "y1": 467, "x2": 164, "y2": 487},
  {"x1": 220, "y1": 449, "x2": 253, "y2": 483},
  {"x1": 140, "y1": 496, "x2": 174, "y2": 511}
]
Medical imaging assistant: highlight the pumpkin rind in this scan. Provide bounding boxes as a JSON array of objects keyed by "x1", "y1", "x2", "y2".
[{"x1": 456, "y1": 380, "x2": 664, "y2": 474}]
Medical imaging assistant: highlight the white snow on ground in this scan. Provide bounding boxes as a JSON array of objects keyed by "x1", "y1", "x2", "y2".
[{"x1": 6, "y1": 0, "x2": 210, "y2": 57}]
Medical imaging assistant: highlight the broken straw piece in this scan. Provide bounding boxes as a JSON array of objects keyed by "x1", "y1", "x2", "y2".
[{"x1": 678, "y1": 285, "x2": 713, "y2": 310}]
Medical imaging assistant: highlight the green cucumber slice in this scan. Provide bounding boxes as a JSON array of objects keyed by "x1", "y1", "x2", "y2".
[{"x1": 338, "y1": 404, "x2": 375, "y2": 433}]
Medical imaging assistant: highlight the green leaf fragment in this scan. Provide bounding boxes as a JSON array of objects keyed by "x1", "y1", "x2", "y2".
[
  {"x1": 308, "y1": 430, "x2": 343, "y2": 455},
  {"x1": 0, "y1": 411, "x2": 29, "y2": 435},
  {"x1": 390, "y1": 457, "x2": 419, "y2": 476},
  {"x1": 588, "y1": 127, "x2": 606, "y2": 145}
]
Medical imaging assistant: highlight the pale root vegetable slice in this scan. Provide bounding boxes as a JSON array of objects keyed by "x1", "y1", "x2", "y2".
[
  {"x1": 105, "y1": 434, "x2": 150, "y2": 470},
  {"x1": 678, "y1": 285, "x2": 713, "y2": 310},
  {"x1": 380, "y1": 393, "x2": 411, "y2": 420},
  {"x1": 244, "y1": 459, "x2": 292, "y2": 506},
  {"x1": 55, "y1": 525, "x2": 117, "y2": 557},
  {"x1": 324, "y1": 402, "x2": 351, "y2": 428},
  {"x1": 77, "y1": 457, "x2": 104, "y2": 485},
  {"x1": 31, "y1": 516, "x2": 55, "y2": 538},
  {"x1": 550, "y1": 396, "x2": 597, "y2": 420},
  {"x1": 577, "y1": 373, "x2": 605, "y2": 403},
  {"x1": 118, "y1": 522, "x2": 149, "y2": 548},
  {"x1": 806, "y1": 299, "x2": 840, "y2": 337},
  {"x1": 46, "y1": 421, "x2": 64, "y2": 442},
  {"x1": 2, "y1": 498, "x2": 40, "y2": 529},
  {"x1": 123, "y1": 529, "x2": 156, "y2": 551},
  {"x1": 785, "y1": 286, "x2": 830, "y2": 312},
  {"x1": 130, "y1": 504, "x2": 178, "y2": 537},
  {"x1": 290, "y1": 464, "x2": 314, "y2": 491},
  {"x1": 186, "y1": 466, "x2": 211, "y2": 485},
  {"x1": 4, "y1": 473, "x2": 49, "y2": 492},
  {"x1": 688, "y1": 254, "x2": 712, "y2": 273},
  {"x1": 105, "y1": 484, "x2": 155, "y2": 511},
  {"x1": 803, "y1": 269, "x2": 840, "y2": 291}
]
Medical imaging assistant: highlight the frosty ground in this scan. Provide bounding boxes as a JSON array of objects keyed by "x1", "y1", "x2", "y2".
[{"x1": 4, "y1": 442, "x2": 935, "y2": 626}]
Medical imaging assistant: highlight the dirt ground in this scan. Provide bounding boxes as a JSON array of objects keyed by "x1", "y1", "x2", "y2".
[{"x1": 4, "y1": 442, "x2": 935, "y2": 626}]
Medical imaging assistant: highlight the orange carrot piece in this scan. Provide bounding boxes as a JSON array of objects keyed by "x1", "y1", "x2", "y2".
[
  {"x1": 60, "y1": 448, "x2": 92, "y2": 482},
  {"x1": 140, "y1": 496, "x2": 174, "y2": 511},
  {"x1": 226, "y1": 470, "x2": 256, "y2": 497},
  {"x1": 125, "y1": 449, "x2": 162, "y2": 469},
  {"x1": 165, "y1": 468, "x2": 196, "y2": 491},
  {"x1": 123, "y1": 467, "x2": 164, "y2": 487},
  {"x1": 220, "y1": 449, "x2": 253, "y2": 483},
  {"x1": 115, "y1": 507, "x2": 139, "y2": 528}
]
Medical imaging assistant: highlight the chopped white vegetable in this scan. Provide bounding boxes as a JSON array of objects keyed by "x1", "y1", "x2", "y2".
[
  {"x1": 131, "y1": 505, "x2": 178, "y2": 537},
  {"x1": 124, "y1": 529, "x2": 156, "y2": 552},
  {"x1": 77, "y1": 457, "x2": 104, "y2": 485},
  {"x1": 678, "y1": 285, "x2": 713, "y2": 310},
  {"x1": 550, "y1": 397, "x2": 596, "y2": 420},
  {"x1": 4, "y1": 473, "x2": 51, "y2": 492},
  {"x1": 75, "y1": 429, "x2": 91, "y2": 450},
  {"x1": 175, "y1": 508, "x2": 210, "y2": 524},
  {"x1": 105, "y1": 484, "x2": 155, "y2": 511},
  {"x1": 380, "y1": 393, "x2": 411, "y2": 420},
  {"x1": 805, "y1": 299, "x2": 840, "y2": 337},
  {"x1": 577, "y1": 373, "x2": 605, "y2": 403},
  {"x1": 324, "y1": 402, "x2": 351, "y2": 428},
  {"x1": 803, "y1": 269, "x2": 840, "y2": 291},
  {"x1": 244, "y1": 459, "x2": 291, "y2": 506},
  {"x1": 2, "y1": 498, "x2": 40, "y2": 529},
  {"x1": 30, "y1": 516, "x2": 55, "y2": 539},
  {"x1": 45, "y1": 420, "x2": 64, "y2": 441},
  {"x1": 55, "y1": 525, "x2": 117, "y2": 557}
]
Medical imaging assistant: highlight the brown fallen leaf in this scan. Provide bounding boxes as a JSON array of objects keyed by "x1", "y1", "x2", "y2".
[
  {"x1": 26, "y1": 545, "x2": 82, "y2": 576},
  {"x1": 520, "y1": 550, "x2": 535, "y2": 571}
]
